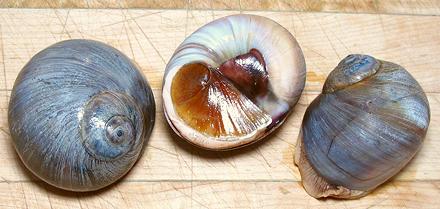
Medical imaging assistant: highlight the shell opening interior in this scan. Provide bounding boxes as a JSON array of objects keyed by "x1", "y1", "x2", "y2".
[{"x1": 171, "y1": 49, "x2": 274, "y2": 138}]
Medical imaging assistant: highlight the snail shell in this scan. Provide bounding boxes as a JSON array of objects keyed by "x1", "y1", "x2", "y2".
[
  {"x1": 162, "y1": 14, "x2": 306, "y2": 150},
  {"x1": 295, "y1": 54, "x2": 430, "y2": 199},
  {"x1": 8, "y1": 39, "x2": 155, "y2": 191}
]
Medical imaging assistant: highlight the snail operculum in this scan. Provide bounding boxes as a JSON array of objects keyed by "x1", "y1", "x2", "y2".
[{"x1": 80, "y1": 91, "x2": 143, "y2": 161}]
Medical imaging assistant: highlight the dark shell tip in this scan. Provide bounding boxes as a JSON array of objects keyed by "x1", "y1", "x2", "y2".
[
  {"x1": 341, "y1": 54, "x2": 377, "y2": 75},
  {"x1": 323, "y1": 54, "x2": 380, "y2": 93}
]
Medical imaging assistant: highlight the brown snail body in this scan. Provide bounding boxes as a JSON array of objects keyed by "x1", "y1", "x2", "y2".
[{"x1": 295, "y1": 54, "x2": 430, "y2": 199}]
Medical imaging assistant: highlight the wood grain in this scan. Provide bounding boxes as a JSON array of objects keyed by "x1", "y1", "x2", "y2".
[
  {"x1": 0, "y1": 8, "x2": 439, "y2": 208},
  {"x1": 0, "y1": 181, "x2": 439, "y2": 209},
  {"x1": 2, "y1": 0, "x2": 440, "y2": 15},
  {"x1": 1, "y1": 10, "x2": 439, "y2": 93}
]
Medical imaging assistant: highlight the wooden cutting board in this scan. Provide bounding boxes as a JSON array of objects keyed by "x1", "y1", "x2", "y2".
[{"x1": 0, "y1": 6, "x2": 439, "y2": 209}]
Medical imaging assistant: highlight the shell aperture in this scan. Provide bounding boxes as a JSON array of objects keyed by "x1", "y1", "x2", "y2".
[
  {"x1": 8, "y1": 39, "x2": 155, "y2": 192},
  {"x1": 163, "y1": 14, "x2": 306, "y2": 150},
  {"x1": 295, "y1": 54, "x2": 430, "y2": 199},
  {"x1": 171, "y1": 49, "x2": 272, "y2": 139}
]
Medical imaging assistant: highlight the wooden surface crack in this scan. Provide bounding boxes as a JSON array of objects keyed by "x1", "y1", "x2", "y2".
[{"x1": 0, "y1": 25, "x2": 6, "y2": 90}]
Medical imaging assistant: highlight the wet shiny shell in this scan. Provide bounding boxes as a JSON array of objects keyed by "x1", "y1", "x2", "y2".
[
  {"x1": 8, "y1": 39, "x2": 155, "y2": 191},
  {"x1": 162, "y1": 14, "x2": 306, "y2": 150},
  {"x1": 295, "y1": 54, "x2": 430, "y2": 199}
]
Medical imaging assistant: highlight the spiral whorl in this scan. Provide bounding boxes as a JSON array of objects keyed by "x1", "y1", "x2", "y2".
[
  {"x1": 80, "y1": 91, "x2": 142, "y2": 161},
  {"x1": 8, "y1": 39, "x2": 155, "y2": 191}
]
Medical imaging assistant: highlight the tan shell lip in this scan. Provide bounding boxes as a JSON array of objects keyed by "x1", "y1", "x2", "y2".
[{"x1": 171, "y1": 125, "x2": 281, "y2": 152}]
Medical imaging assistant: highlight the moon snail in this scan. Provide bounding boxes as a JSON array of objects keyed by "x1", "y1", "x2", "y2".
[
  {"x1": 162, "y1": 14, "x2": 306, "y2": 150},
  {"x1": 8, "y1": 39, "x2": 155, "y2": 192},
  {"x1": 295, "y1": 54, "x2": 430, "y2": 199}
]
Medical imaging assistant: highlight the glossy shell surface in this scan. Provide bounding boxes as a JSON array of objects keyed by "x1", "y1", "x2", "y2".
[
  {"x1": 163, "y1": 14, "x2": 306, "y2": 150},
  {"x1": 295, "y1": 54, "x2": 430, "y2": 199},
  {"x1": 8, "y1": 39, "x2": 155, "y2": 191}
]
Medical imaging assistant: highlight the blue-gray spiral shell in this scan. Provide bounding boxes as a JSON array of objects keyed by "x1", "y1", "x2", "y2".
[
  {"x1": 8, "y1": 39, "x2": 155, "y2": 192},
  {"x1": 296, "y1": 54, "x2": 430, "y2": 198}
]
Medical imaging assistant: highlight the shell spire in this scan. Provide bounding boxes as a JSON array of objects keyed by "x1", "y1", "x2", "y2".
[{"x1": 80, "y1": 91, "x2": 142, "y2": 161}]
